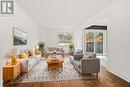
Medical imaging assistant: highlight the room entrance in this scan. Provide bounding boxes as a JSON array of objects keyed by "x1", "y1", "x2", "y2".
[{"x1": 84, "y1": 25, "x2": 107, "y2": 66}]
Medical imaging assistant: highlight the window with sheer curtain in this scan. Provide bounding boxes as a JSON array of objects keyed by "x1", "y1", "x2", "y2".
[{"x1": 58, "y1": 32, "x2": 72, "y2": 46}]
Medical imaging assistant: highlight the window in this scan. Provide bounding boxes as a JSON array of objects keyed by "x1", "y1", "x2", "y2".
[
  {"x1": 95, "y1": 32, "x2": 103, "y2": 53},
  {"x1": 58, "y1": 32, "x2": 72, "y2": 46},
  {"x1": 85, "y1": 31, "x2": 103, "y2": 53},
  {"x1": 86, "y1": 32, "x2": 94, "y2": 52}
]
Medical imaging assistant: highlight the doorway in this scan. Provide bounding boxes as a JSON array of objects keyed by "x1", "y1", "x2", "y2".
[{"x1": 84, "y1": 25, "x2": 107, "y2": 66}]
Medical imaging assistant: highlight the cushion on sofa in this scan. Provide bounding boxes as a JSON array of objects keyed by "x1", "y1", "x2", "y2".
[
  {"x1": 19, "y1": 52, "x2": 27, "y2": 59},
  {"x1": 83, "y1": 52, "x2": 96, "y2": 58},
  {"x1": 28, "y1": 50, "x2": 35, "y2": 57},
  {"x1": 74, "y1": 54, "x2": 83, "y2": 60}
]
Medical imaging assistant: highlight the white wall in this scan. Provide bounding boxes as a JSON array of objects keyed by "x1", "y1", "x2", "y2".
[
  {"x1": 39, "y1": 28, "x2": 47, "y2": 44},
  {"x1": 107, "y1": 0, "x2": 130, "y2": 82},
  {"x1": 74, "y1": 28, "x2": 83, "y2": 50},
  {"x1": 0, "y1": 3, "x2": 41, "y2": 86},
  {"x1": 78, "y1": 0, "x2": 130, "y2": 82}
]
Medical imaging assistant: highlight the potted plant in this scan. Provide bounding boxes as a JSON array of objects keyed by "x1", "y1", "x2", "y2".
[
  {"x1": 38, "y1": 41, "x2": 45, "y2": 57},
  {"x1": 38, "y1": 41, "x2": 45, "y2": 51},
  {"x1": 69, "y1": 43, "x2": 74, "y2": 55}
]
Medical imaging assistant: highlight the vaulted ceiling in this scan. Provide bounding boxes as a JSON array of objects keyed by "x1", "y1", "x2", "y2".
[{"x1": 16, "y1": 0, "x2": 113, "y2": 28}]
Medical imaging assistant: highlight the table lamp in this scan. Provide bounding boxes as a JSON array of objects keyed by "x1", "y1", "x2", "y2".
[
  {"x1": 35, "y1": 45, "x2": 41, "y2": 55},
  {"x1": 9, "y1": 48, "x2": 19, "y2": 65}
]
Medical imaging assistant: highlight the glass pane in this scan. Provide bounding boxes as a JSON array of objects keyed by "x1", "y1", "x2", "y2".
[
  {"x1": 86, "y1": 32, "x2": 94, "y2": 52},
  {"x1": 95, "y1": 32, "x2": 103, "y2": 53}
]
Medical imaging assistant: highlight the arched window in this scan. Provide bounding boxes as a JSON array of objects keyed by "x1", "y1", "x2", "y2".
[
  {"x1": 86, "y1": 32, "x2": 94, "y2": 43},
  {"x1": 95, "y1": 32, "x2": 103, "y2": 53},
  {"x1": 86, "y1": 32, "x2": 94, "y2": 52}
]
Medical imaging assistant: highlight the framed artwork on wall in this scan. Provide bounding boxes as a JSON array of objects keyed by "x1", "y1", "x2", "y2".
[{"x1": 13, "y1": 27, "x2": 27, "y2": 46}]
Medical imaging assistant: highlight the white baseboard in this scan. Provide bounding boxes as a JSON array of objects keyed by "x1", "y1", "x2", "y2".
[{"x1": 107, "y1": 68, "x2": 130, "y2": 83}]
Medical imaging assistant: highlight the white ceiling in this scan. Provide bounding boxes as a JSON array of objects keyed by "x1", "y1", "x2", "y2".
[{"x1": 16, "y1": 0, "x2": 113, "y2": 28}]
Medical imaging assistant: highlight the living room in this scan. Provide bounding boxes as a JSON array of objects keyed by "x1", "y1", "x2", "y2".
[{"x1": 0, "y1": 0, "x2": 130, "y2": 87}]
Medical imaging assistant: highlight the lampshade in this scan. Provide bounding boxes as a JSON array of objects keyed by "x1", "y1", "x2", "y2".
[
  {"x1": 37, "y1": 45, "x2": 39, "y2": 49},
  {"x1": 9, "y1": 48, "x2": 19, "y2": 57},
  {"x1": 35, "y1": 45, "x2": 39, "y2": 49}
]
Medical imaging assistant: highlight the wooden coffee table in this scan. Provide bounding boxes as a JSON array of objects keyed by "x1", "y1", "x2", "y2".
[{"x1": 46, "y1": 59, "x2": 64, "y2": 71}]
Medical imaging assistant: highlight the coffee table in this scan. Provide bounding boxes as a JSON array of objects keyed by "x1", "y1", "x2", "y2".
[{"x1": 46, "y1": 59, "x2": 64, "y2": 71}]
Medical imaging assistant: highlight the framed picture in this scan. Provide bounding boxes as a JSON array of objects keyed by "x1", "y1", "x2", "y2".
[
  {"x1": 58, "y1": 32, "x2": 72, "y2": 46},
  {"x1": 13, "y1": 27, "x2": 27, "y2": 46}
]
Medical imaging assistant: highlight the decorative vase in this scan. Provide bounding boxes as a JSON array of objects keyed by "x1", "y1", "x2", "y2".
[{"x1": 52, "y1": 52, "x2": 58, "y2": 60}]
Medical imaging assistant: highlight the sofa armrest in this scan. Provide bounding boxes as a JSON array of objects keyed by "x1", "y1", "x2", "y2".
[
  {"x1": 81, "y1": 58, "x2": 100, "y2": 74},
  {"x1": 18, "y1": 59, "x2": 28, "y2": 73},
  {"x1": 35, "y1": 54, "x2": 41, "y2": 60}
]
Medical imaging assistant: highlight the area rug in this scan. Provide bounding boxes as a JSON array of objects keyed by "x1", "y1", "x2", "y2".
[{"x1": 14, "y1": 58, "x2": 96, "y2": 83}]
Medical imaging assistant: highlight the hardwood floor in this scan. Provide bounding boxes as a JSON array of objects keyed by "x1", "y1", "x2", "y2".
[{"x1": 4, "y1": 66, "x2": 130, "y2": 87}]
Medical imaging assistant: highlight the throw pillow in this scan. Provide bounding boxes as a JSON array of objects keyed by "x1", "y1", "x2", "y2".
[
  {"x1": 19, "y1": 52, "x2": 27, "y2": 59},
  {"x1": 74, "y1": 54, "x2": 83, "y2": 60},
  {"x1": 28, "y1": 50, "x2": 35, "y2": 57}
]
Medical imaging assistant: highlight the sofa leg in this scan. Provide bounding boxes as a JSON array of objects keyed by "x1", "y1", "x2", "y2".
[
  {"x1": 96, "y1": 73, "x2": 98, "y2": 78},
  {"x1": 26, "y1": 72, "x2": 28, "y2": 78}
]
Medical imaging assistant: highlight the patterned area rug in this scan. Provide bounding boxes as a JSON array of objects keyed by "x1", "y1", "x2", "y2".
[{"x1": 14, "y1": 58, "x2": 96, "y2": 83}]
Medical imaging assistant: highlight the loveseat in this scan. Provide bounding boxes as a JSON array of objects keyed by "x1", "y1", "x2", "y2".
[
  {"x1": 44, "y1": 47, "x2": 64, "y2": 57},
  {"x1": 69, "y1": 52, "x2": 100, "y2": 77}
]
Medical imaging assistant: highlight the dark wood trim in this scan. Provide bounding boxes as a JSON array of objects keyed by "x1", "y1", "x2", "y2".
[{"x1": 85, "y1": 25, "x2": 107, "y2": 30}]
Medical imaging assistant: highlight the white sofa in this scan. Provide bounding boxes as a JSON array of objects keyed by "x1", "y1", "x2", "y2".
[
  {"x1": 28, "y1": 55, "x2": 41, "y2": 70},
  {"x1": 18, "y1": 54, "x2": 41, "y2": 73}
]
